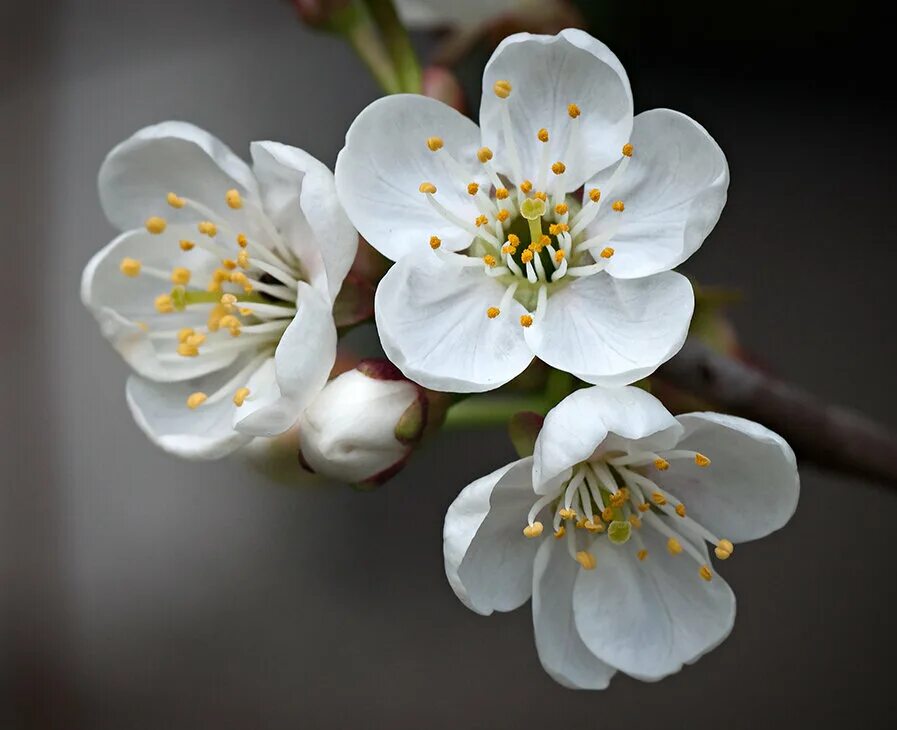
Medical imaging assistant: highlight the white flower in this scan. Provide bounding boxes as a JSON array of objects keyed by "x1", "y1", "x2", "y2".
[
  {"x1": 298, "y1": 360, "x2": 426, "y2": 486},
  {"x1": 443, "y1": 386, "x2": 799, "y2": 688},
  {"x1": 335, "y1": 29, "x2": 728, "y2": 393},
  {"x1": 81, "y1": 122, "x2": 357, "y2": 459}
]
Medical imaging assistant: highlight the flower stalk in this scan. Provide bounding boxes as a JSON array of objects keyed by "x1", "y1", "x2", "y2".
[
  {"x1": 363, "y1": 0, "x2": 422, "y2": 93},
  {"x1": 331, "y1": 1, "x2": 402, "y2": 94}
]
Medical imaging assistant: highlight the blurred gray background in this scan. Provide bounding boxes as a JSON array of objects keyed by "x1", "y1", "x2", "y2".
[{"x1": 2, "y1": 0, "x2": 896, "y2": 727}]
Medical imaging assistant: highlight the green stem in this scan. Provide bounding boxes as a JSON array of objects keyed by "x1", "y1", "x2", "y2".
[
  {"x1": 443, "y1": 395, "x2": 551, "y2": 429},
  {"x1": 332, "y1": 1, "x2": 402, "y2": 94},
  {"x1": 363, "y1": 0, "x2": 422, "y2": 93}
]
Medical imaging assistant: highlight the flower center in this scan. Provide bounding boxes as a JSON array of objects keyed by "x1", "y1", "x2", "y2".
[
  {"x1": 119, "y1": 189, "x2": 303, "y2": 410},
  {"x1": 419, "y1": 79, "x2": 633, "y2": 326},
  {"x1": 523, "y1": 448, "x2": 733, "y2": 581}
]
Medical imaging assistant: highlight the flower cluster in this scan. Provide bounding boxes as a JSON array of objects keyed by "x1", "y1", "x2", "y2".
[{"x1": 81, "y1": 28, "x2": 799, "y2": 689}]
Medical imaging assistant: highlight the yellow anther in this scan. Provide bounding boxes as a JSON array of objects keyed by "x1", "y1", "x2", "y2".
[
  {"x1": 523, "y1": 521, "x2": 544, "y2": 538},
  {"x1": 177, "y1": 342, "x2": 199, "y2": 357},
  {"x1": 233, "y1": 387, "x2": 251, "y2": 407},
  {"x1": 622, "y1": 143, "x2": 634, "y2": 157},
  {"x1": 601, "y1": 507, "x2": 614, "y2": 523},
  {"x1": 675, "y1": 503, "x2": 687, "y2": 518},
  {"x1": 198, "y1": 220, "x2": 218, "y2": 237},
  {"x1": 537, "y1": 128, "x2": 549, "y2": 143},
  {"x1": 220, "y1": 293, "x2": 238, "y2": 309},
  {"x1": 519, "y1": 314, "x2": 534, "y2": 328},
  {"x1": 221, "y1": 258, "x2": 237, "y2": 271},
  {"x1": 520, "y1": 249, "x2": 534, "y2": 264},
  {"x1": 538, "y1": 235, "x2": 550, "y2": 249},
  {"x1": 154, "y1": 294, "x2": 174, "y2": 313},
  {"x1": 483, "y1": 255, "x2": 497, "y2": 267},
  {"x1": 553, "y1": 526, "x2": 566, "y2": 539},
  {"x1": 230, "y1": 271, "x2": 252, "y2": 292},
  {"x1": 620, "y1": 488, "x2": 630, "y2": 500},
  {"x1": 486, "y1": 307, "x2": 500, "y2": 319},
  {"x1": 170, "y1": 267, "x2": 191, "y2": 285},
  {"x1": 429, "y1": 235, "x2": 441, "y2": 250},
  {"x1": 218, "y1": 315, "x2": 241, "y2": 332},
  {"x1": 556, "y1": 223, "x2": 569, "y2": 233},
  {"x1": 419, "y1": 182, "x2": 437, "y2": 194},
  {"x1": 495, "y1": 187, "x2": 509, "y2": 200},
  {"x1": 237, "y1": 250, "x2": 250, "y2": 269},
  {"x1": 519, "y1": 180, "x2": 533, "y2": 194},
  {"x1": 474, "y1": 214, "x2": 489, "y2": 227},
  {"x1": 558, "y1": 508, "x2": 577, "y2": 521},
  {"x1": 507, "y1": 234, "x2": 520, "y2": 247},
  {"x1": 496, "y1": 209, "x2": 510, "y2": 222},
  {"x1": 715, "y1": 539, "x2": 734, "y2": 560},
  {"x1": 653, "y1": 457, "x2": 670, "y2": 471},
  {"x1": 667, "y1": 537, "x2": 683, "y2": 555},
  {"x1": 584, "y1": 519, "x2": 604, "y2": 533},
  {"x1": 612, "y1": 200, "x2": 625, "y2": 213},
  {"x1": 207, "y1": 304, "x2": 225, "y2": 332},
  {"x1": 119, "y1": 257, "x2": 141, "y2": 277},
  {"x1": 534, "y1": 191, "x2": 547, "y2": 202},
  {"x1": 236, "y1": 233, "x2": 248, "y2": 248},
  {"x1": 426, "y1": 136, "x2": 444, "y2": 152},
  {"x1": 179, "y1": 239, "x2": 195, "y2": 251},
  {"x1": 166, "y1": 192, "x2": 185, "y2": 209},
  {"x1": 695, "y1": 453, "x2": 711, "y2": 467},
  {"x1": 501, "y1": 244, "x2": 515, "y2": 255},
  {"x1": 555, "y1": 203, "x2": 569, "y2": 215},
  {"x1": 185, "y1": 333, "x2": 206, "y2": 347},
  {"x1": 699, "y1": 565, "x2": 713, "y2": 582},
  {"x1": 600, "y1": 247, "x2": 615, "y2": 259},
  {"x1": 651, "y1": 492, "x2": 667, "y2": 506},
  {"x1": 575, "y1": 551, "x2": 596, "y2": 570},
  {"x1": 477, "y1": 147, "x2": 495, "y2": 164},
  {"x1": 177, "y1": 327, "x2": 195, "y2": 343},
  {"x1": 212, "y1": 269, "x2": 231, "y2": 284},
  {"x1": 549, "y1": 224, "x2": 560, "y2": 236},
  {"x1": 575, "y1": 518, "x2": 587, "y2": 529},
  {"x1": 145, "y1": 216, "x2": 167, "y2": 234},
  {"x1": 610, "y1": 491, "x2": 626, "y2": 508},
  {"x1": 554, "y1": 249, "x2": 565, "y2": 264},
  {"x1": 637, "y1": 549, "x2": 649, "y2": 561},
  {"x1": 493, "y1": 79, "x2": 512, "y2": 98},
  {"x1": 628, "y1": 515, "x2": 642, "y2": 529},
  {"x1": 567, "y1": 103, "x2": 581, "y2": 118},
  {"x1": 186, "y1": 392, "x2": 207, "y2": 409},
  {"x1": 225, "y1": 189, "x2": 243, "y2": 209},
  {"x1": 638, "y1": 502, "x2": 651, "y2": 513},
  {"x1": 551, "y1": 161, "x2": 566, "y2": 175},
  {"x1": 467, "y1": 182, "x2": 480, "y2": 196},
  {"x1": 588, "y1": 188, "x2": 601, "y2": 203},
  {"x1": 239, "y1": 307, "x2": 252, "y2": 316}
]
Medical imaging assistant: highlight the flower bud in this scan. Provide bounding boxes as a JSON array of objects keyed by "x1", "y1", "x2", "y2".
[
  {"x1": 422, "y1": 66, "x2": 466, "y2": 112},
  {"x1": 297, "y1": 360, "x2": 427, "y2": 488},
  {"x1": 292, "y1": 0, "x2": 353, "y2": 30}
]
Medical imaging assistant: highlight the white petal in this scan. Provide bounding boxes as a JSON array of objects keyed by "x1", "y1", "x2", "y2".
[
  {"x1": 572, "y1": 526, "x2": 735, "y2": 681},
  {"x1": 98, "y1": 121, "x2": 259, "y2": 233},
  {"x1": 375, "y1": 254, "x2": 533, "y2": 392},
  {"x1": 532, "y1": 539, "x2": 616, "y2": 689},
  {"x1": 251, "y1": 142, "x2": 357, "y2": 303},
  {"x1": 125, "y1": 361, "x2": 257, "y2": 460},
  {"x1": 587, "y1": 109, "x2": 730, "y2": 279},
  {"x1": 480, "y1": 29, "x2": 633, "y2": 190},
  {"x1": 80, "y1": 226, "x2": 239, "y2": 381},
  {"x1": 443, "y1": 457, "x2": 539, "y2": 615},
  {"x1": 525, "y1": 271, "x2": 694, "y2": 387},
  {"x1": 533, "y1": 386, "x2": 682, "y2": 494},
  {"x1": 335, "y1": 94, "x2": 485, "y2": 261},
  {"x1": 662, "y1": 413, "x2": 800, "y2": 543},
  {"x1": 234, "y1": 283, "x2": 336, "y2": 437}
]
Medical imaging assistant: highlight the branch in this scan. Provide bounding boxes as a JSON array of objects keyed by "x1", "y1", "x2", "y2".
[{"x1": 656, "y1": 339, "x2": 897, "y2": 486}]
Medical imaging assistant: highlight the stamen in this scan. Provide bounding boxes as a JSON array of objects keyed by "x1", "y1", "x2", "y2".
[
  {"x1": 523, "y1": 522, "x2": 544, "y2": 538},
  {"x1": 154, "y1": 294, "x2": 174, "y2": 313},
  {"x1": 519, "y1": 314, "x2": 533, "y2": 328},
  {"x1": 145, "y1": 216, "x2": 167, "y2": 234},
  {"x1": 198, "y1": 221, "x2": 218, "y2": 237},
  {"x1": 699, "y1": 565, "x2": 713, "y2": 582},
  {"x1": 637, "y1": 549, "x2": 649, "y2": 561},
  {"x1": 179, "y1": 240, "x2": 195, "y2": 251},
  {"x1": 477, "y1": 147, "x2": 493, "y2": 163},
  {"x1": 419, "y1": 182, "x2": 437, "y2": 194},
  {"x1": 486, "y1": 307, "x2": 500, "y2": 319},
  {"x1": 622, "y1": 143, "x2": 634, "y2": 157},
  {"x1": 120, "y1": 258, "x2": 141, "y2": 277},
  {"x1": 426, "y1": 136, "x2": 444, "y2": 151},
  {"x1": 667, "y1": 537, "x2": 683, "y2": 555},
  {"x1": 714, "y1": 539, "x2": 735, "y2": 560},
  {"x1": 575, "y1": 550, "x2": 596, "y2": 570},
  {"x1": 551, "y1": 161, "x2": 566, "y2": 175},
  {"x1": 567, "y1": 103, "x2": 581, "y2": 118},
  {"x1": 186, "y1": 392, "x2": 207, "y2": 409},
  {"x1": 166, "y1": 192, "x2": 185, "y2": 209},
  {"x1": 225, "y1": 189, "x2": 243, "y2": 209},
  {"x1": 612, "y1": 200, "x2": 625, "y2": 212},
  {"x1": 233, "y1": 387, "x2": 250, "y2": 406},
  {"x1": 493, "y1": 79, "x2": 512, "y2": 98},
  {"x1": 170, "y1": 267, "x2": 191, "y2": 285},
  {"x1": 467, "y1": 182, "x2": 479, "y2": 196},
  {"x1": 495, "y1": 187, "x2": 509, "y2": 200},
  {"x1": 675, "y1": 504, "x2": 687, "y2": 518}
]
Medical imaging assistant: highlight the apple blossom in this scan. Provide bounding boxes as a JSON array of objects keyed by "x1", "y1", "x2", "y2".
[
  {"x1": 81, "y1": 122, "x2": 357, "y2": 459},
  {"x1": 336, "y1": 29, "x2": 728, "y2": 393},
  {"x1": 444, "y1": 386, "x2": 799, "y2": 688},
  {"x1": 297, "y1": 360, "x2": 428, "y2": 487}
]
